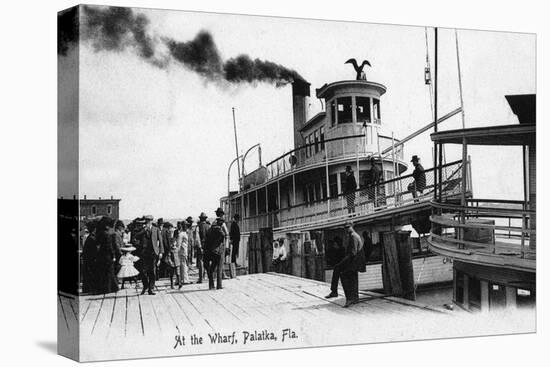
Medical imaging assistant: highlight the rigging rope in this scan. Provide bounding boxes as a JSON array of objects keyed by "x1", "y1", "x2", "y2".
[
  {"x1": 424, "y1": 27, "x2": 435, "y2": 122},
  {"x1": 455, "y1": 29, "x2": 466, "y2": 128}
]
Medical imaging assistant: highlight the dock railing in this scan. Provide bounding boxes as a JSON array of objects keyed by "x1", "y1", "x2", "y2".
[
  {"x1": 242, "y1": 159, "x2": 465, "y2": 232},
  {"x1": 429, "y1": 199, "x2": 536, "y2": 261}
]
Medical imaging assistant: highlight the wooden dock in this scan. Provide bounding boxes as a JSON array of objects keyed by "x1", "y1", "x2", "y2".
[{"x1": 58, "y1": 271, "x2": 536, "y2": 362}]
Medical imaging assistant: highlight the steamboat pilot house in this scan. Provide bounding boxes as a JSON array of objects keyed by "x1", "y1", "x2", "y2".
[{"x1": 222, "y1": 73, "x2": 469, "y2": 290}]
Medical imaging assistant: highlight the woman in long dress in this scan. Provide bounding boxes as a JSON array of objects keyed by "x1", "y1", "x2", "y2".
[
  {"x1": 95, "y1": 217, "x2": 120, "y2": 294},
  {"x1": 177, "y1": 222, "x2": 190, "y2": 286},
  {"x1": 81, "y1": 221, "x2": 99, "y2": 294}
]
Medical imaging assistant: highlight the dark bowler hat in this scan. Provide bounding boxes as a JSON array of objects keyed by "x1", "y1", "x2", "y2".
[
  {"x1": 233, "y1": 213, "x2": 241, "y2": 220},
  {"x1": 199, "y1": 212, "x2": 208, "y2": 219},
  {"x1": 345, "y1": 165, "x2": 352, "y2": 172},
  {"x1": 411, "y1": 155, "x2": 420, "y2": 162},
  {"x1": 157, "y1": 218, "x2": 164, "y2": 224},
  {"x1": 186, "y1": 216, "x2": 194, "y2": 224},
  {"x1": 215, "y1": 207, "x2": 225, "y2": 216}
]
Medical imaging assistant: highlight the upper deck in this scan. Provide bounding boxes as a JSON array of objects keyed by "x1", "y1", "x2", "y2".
[{"x1": 236, "y1": 159, "x2": 468, "y2": 233}]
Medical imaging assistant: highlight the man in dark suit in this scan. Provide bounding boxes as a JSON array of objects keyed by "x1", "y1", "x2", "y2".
[
  {"x1": 229, "y1": 214, "x2": 241, "y2": 267},
  {"x1": 339, "y1": 221, "x2": 367, "y2": 307},
  {"x1": 344, "y1": 166, "x2": 357, "y2": 214},
  {"x1": 366, "y1": 156, "x2": 381, "y2": 206},
  {"x1": 407, "y1": 155, "x2": 426, "y2": 199},
  {"x1": 138, "y1": 215, "x2": 164, "y2": 295},
  {"x1": 160, "y1": 221, "x2": 173, "y2": 278},
  {"x1": 204, "y1": 217, "x2": 226, "y2": 290}
]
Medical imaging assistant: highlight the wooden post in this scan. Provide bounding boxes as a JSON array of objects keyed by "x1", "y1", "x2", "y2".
[
  {"x1": 256, "y1": 232, "x2": 263, "y2": 274},
  {"x1": 463, "y1": 274, "x2": 470, "y2": 309},
  {"x1": 304, "y1": 236, "x2": 316, "y2": 280},
  {"x1": 311, "y1": 230, "x2": 325, "y2": 281},
  {"x1": 247, "y1": 233, "x2": 255, "y2": 274},
  {"x1": 480, "y1": 280, "x2": 489, "y2": 312},
  {"x1": 505, "y1": 286, "x2": 517, "y2": 309},
  {"x1": 396, "y1": 231, "x2": 415, "y2": 300},
  {"x1": 452, "y1": 268, "x2": 458, "y2": 303},
  {"x1": 260, "y1": 228, "x2": 273, "y2": 273},
  {"x1": 381, "y1": 232, "x2": 403, "y2": 296},
  {"x1": 288, "y1": 233, "x2": 302, "y2": 277}
]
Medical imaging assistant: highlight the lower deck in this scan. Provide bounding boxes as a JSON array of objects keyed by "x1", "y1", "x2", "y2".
[{"x1": 59, "y1": 271, "x2": 535, "y2": 362}]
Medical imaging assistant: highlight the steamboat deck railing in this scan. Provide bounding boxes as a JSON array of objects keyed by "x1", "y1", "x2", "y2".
[
  {"x1": 264, "y1": 134, "x2": 404, "y2": 181},
  {"x1": 428, "y1": 198, "x2": 536, "y2": 268},
  {"x1": 241, "y1": 159, "x2": 466, "y2": 232}
]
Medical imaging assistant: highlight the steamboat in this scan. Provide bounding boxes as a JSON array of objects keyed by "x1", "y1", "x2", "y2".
[{"x1": 220, "y1": 60, "x2": 470, "y2": 294}]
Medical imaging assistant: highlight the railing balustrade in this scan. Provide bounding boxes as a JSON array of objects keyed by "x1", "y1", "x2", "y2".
[
  {"x1": 265, "y1": 134, "x2": 404, "y2": 180},
  {"x1": 241, "y1": 159, "x2": 465, "y2": 232},
  {"x1": 429, "y1": 199, "x2": 535, "y2": 260}
]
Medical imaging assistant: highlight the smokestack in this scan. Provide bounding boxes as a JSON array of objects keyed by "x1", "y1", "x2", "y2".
[{"x1": 292, "y1": 79, "x2": 311, "y2": 149}]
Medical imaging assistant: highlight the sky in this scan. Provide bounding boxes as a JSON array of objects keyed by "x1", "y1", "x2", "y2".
[{"x1": 58, "y1": 5, "x2": 535, "y2": 220}]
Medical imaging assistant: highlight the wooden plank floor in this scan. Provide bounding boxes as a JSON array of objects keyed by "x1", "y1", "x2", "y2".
[{"x1": 59, "y1": 267, "x2": 536, "y2": 361}]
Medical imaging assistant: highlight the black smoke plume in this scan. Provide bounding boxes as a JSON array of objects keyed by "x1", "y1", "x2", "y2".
[
  {"x1": 224, "y1": 55, "x2": 303, "y2": 86},
  {"x1": 59, "y1": 5, "x2": 305, "y2": 86},
  {"x1": 81, "y1": 6, "x2": 157, "y2": 62},
  {"x1": 165, "y1": 31, "x2": 224, "y2": 80},
  {"x1": 58, "y1": 7, "x2": 79, "y2": 56}
]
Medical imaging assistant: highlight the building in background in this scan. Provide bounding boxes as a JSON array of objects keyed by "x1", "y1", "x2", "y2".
[{"x1": 80, "y1": 196, "x2": 121, "y2": 220}]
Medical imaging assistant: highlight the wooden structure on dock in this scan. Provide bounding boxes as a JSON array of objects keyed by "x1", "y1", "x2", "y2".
[{"x1": 427, "y1": 94, "x2": 536, "y2": 312}]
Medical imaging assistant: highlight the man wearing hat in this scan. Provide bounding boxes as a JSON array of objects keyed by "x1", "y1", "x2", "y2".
[
  {"x1": 407, "y1": 155, "x2": 426, "y2": 199},
  {"x1": 229, "y1": 214, "x2": 241, "y2": 270},
  {"x1": 338, "y1": 221, "x2": 367, "y2": 307},
  {"x1": 160, "y1": 221, "x2": 173, "y2": 278},
  {"x1": 204, "y1": 215, "x2": 227, "y2": 289},
  {"x1": 186, "y1": 216, "x2": 203, "y2": 283},
  {"x1": 366, "y1": 156, "x2": 381, "y2": 206},
  {"x1": 343, "y1": 165, "x2": 357, "y2": 214},
  {"x1": 137, "y1": 215, "x2": 164, "y2": 295},
  {"x1": 214, "y1": 208, "x2": 231, "y2": 280},
  {"x1": 196, "y1": 213, "x2": 210, "y2": 283}
]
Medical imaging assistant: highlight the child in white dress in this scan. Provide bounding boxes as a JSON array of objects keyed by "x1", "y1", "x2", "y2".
[{"x1": 118, "y1": 245, "x2": 140, "y2": 289}]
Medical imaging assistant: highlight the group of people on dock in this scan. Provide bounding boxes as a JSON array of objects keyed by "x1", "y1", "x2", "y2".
[{"x1": 80, "y1": 208, "x2": 242, "y2": 296}]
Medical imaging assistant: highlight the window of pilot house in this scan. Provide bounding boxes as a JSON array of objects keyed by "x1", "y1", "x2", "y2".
[
  {"x1": 107, "y1": 205, "x2": 112, "y2": 215},
  {"x1": 373, "y1": 98, "x2": 381, "y2": 122},
  {"x1": 330, "y1": 100, "x2": 337, "y2": 126},
  {"x1": 91, "y1": 205, "x2": 97, "y2": 215},
  {"x1": 356, "y1": 96, "x2": 371, "y2": 123},
  {"x1": 337, "y1": 97, "x2": 353, "y2": 123},
  {"x1": 320, "y1": 127, "x2": 325, "y2": 150},
  {"x1": 305, "y1": 135, "x2": 311, "y2": 158},
  {"x1": 314, "y1": 130, "x2": 320, "y2": 153}
]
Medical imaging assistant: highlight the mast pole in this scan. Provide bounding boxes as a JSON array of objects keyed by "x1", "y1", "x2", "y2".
[
  {"x1": 437, "y1": 29, "x2": 443, "y2": 202},
  {"x1": 232, "y1": 107, "x2": 242, "y2": 189},
  {"x1": 433, "y1": 27, "x2": 439, "y2": 202}
]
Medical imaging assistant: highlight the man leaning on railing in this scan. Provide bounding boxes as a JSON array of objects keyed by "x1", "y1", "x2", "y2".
[{"x1": 407, "y1": 155, "x2": 426, "y2": 200}]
